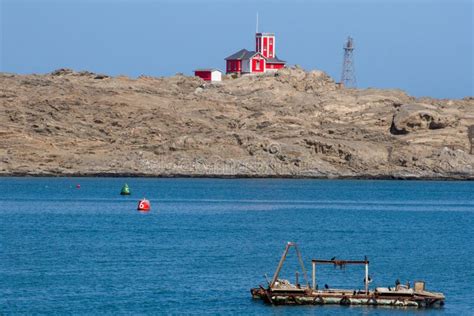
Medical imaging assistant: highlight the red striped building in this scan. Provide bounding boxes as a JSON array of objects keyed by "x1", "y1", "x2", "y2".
[{"x1": 225, "y1": 32, "x2": 285, "y2": 75}]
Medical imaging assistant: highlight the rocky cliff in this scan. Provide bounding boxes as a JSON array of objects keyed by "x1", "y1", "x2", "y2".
[{"x1": 1, "y1": 67, "x2": 473, "y2": 179}]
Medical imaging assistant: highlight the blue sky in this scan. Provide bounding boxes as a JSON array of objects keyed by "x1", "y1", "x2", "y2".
[{"x1": 1, "y1": 0, "x2": 472, "y2": 98}]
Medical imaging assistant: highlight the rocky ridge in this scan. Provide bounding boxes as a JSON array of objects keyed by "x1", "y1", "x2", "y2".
[{"x1": 1, "y1": 67, "x2": 473, "y2": 179}]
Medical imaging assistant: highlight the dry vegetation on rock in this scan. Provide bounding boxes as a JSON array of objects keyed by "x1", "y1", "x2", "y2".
[{"x1": 1, "y1": 67, "x2": 473, "y2": 179}]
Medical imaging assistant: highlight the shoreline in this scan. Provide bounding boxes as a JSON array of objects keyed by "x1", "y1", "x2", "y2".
[{"x1": 1, "y1": 172, "x2": 472, "y2": 181}]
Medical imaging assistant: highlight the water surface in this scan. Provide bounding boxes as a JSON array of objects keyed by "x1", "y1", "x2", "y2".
[{"x1": 1, "y1": 178, "x2": 473, "y2": 315}]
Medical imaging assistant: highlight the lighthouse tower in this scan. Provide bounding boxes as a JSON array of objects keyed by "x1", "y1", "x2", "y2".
[{"x1": 256, "y1": 33, "x2": 275, "y2": 58}]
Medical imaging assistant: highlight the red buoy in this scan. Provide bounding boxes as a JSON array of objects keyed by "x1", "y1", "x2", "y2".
[
  {"x1": 76, "y1": 184, "x2": 81, "y2": 189},
  {"x1": 137, "y1": 198, "x2": 150, "y2": 212}
]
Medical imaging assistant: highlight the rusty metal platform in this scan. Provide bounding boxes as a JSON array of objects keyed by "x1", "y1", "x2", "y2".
[{"x1": 251, "y1": 242, "x2": 445, "y2": 308}]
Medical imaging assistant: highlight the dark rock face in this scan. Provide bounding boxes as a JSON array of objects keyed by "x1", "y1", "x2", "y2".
[
  {"x1": 50, "y1": 68, "x2": 74, "y2": 76},
  {"x1": 0, "y1": 67, "x2": 473, "y2": 179}
]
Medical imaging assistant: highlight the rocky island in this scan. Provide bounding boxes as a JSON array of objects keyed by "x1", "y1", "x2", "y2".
[{"x1": 1, "y1": 67, "x2": 473, "y2": 179}]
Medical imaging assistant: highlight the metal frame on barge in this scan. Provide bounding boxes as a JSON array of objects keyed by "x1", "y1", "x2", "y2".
[{"x1": 251, "y1": 242, "x2": 445, "y2": 308}]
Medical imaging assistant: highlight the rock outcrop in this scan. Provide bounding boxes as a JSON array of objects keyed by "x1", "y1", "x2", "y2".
[
  {"x1": 0, "y1": 67, "x2": 473, "y2": 179},
  {"x1": 390, "y1": 103, "x2": 457, "y2": 135}
]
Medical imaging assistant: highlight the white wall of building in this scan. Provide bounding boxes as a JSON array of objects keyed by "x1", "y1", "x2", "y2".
[{"x1": 211, "y1": 70, "x2": 222, "y2": 82}]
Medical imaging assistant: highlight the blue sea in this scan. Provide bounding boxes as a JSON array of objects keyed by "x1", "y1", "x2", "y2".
[{"x1": 1, "y1": 178, "x2": 473, "y2": 315}]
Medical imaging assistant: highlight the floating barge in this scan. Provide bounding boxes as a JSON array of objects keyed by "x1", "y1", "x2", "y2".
[{"x1": 251, "y1": 242, "x2": 445, "y2": 308}]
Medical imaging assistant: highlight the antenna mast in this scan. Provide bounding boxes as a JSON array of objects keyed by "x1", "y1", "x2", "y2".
[
  {"x1": 341, "y1": 36, "x2": 357, "y2": 88},
  {"x1": 256, "y1": 12, "x2": 259, "y2": 33}
]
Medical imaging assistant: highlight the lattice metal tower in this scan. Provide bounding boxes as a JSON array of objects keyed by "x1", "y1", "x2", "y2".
[{"x1": 341, "y1": 36, "x2": 357, "y2": 88}]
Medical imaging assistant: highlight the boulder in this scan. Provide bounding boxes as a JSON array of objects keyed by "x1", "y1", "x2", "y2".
[{"x1": 390, "y1": 104, "x2": 457, "y2": 135}]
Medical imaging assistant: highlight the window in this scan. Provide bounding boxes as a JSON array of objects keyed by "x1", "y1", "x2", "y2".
[{"x1": 269, "y1": 38, "x2": 274, "y2": 57}]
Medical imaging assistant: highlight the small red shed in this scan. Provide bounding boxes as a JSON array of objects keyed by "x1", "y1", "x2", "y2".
[{"x1": 194, "y1": 69, "x2": 222, "y2": 82}]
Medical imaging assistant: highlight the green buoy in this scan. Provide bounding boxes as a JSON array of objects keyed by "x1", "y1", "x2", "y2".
[{"x1": 120, "y1": 184, "x2": 131, "y2": 195}]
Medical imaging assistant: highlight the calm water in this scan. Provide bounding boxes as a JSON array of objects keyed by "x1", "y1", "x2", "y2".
[{"x1": 1, "y1": 178, "x2": 473, "y2": 315}]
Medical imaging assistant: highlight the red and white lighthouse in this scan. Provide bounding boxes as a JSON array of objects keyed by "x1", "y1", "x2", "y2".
[
  {"x1": 225, "y1": 31, "x2": 286, "y2": 75},
  {"x1": 256, "y1": 33, "x2": 275, "y2": 59}
]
